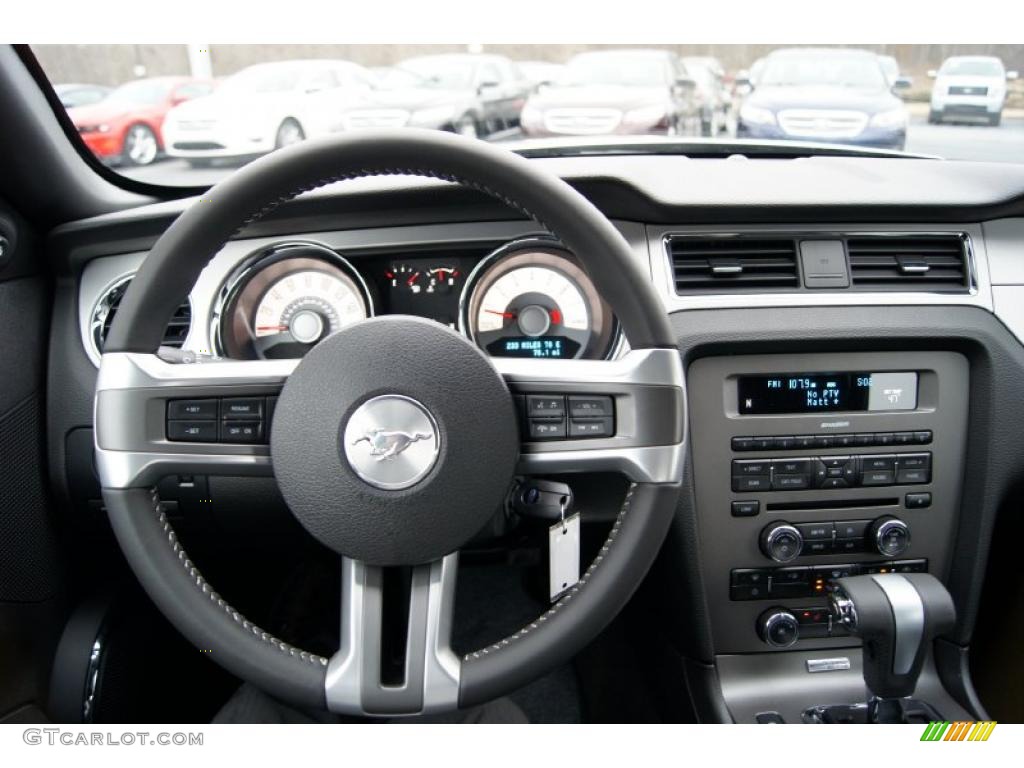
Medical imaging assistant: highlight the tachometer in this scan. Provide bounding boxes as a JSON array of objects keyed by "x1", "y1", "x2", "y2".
[
  {"x1": 215, "y1": 243, "x2": 372, "y2": 360},
  {"x1": 460, "y1": 242, "x2": 617, "y2": 360}
]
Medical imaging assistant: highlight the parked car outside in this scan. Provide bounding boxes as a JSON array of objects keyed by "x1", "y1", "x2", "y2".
[
  {"x1": 928, "y1": 55, "x2": 1018, "y2": 126},
  {"x1": 387, "y1": 54, "x2": 532, "y2": 137},
  {"x1": 68, "y1": 77, "x2": 214, "y2": 166},
  {"x1": 682, "y1": 56, "x2": 730, "y2": 135},
  {"x1": 876, "y1": 54, "x2": 912, "y2": 89},
  {"x1": 54, "y1": 82, "x2": 110, "y2": 109},
  {"x1": 335, "y1": 63, "x2": 518, "y2": 138},
  {"x1": 736, "y1": 48, "x2": 909, "y2": 150},
  {"x1": 518, "y1": 61, "x2": 568, "y2": 89},
  {"x1": 519, "y1": 49, "x2": 700, "y2": 138},
  {"x1": 163, "y1": 60, "x2": 376, "y2": 166}
]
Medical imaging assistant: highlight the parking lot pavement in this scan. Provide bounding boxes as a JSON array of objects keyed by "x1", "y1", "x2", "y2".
[
  {"x1": 905, "y1": 114, "x2": 1024, "y2": 162},
  {"x1": 119, "y1": 117, "x2": 1024, "y2": 187}
]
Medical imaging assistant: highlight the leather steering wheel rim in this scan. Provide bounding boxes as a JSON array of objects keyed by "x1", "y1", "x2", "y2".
[{"x1": 98, "y1": 129, "x2": 683, "y2": 715}]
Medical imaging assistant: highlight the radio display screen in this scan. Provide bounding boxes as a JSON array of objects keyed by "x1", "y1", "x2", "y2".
[{"x1": 737, "y1": 372, "x2": 918, "y2": 415}]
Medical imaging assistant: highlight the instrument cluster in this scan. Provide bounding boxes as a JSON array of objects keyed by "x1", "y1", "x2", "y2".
[{"x1": 213, "y1": 238, "x2": 619, "y2": 361}]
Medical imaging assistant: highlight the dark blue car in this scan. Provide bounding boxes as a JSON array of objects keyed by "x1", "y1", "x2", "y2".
[{"x1": 737, "y1": 48, "x2": 909, "y2": 150}]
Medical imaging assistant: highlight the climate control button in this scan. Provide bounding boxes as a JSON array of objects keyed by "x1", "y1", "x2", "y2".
[
  {"x1": 760, "y1": 521, "x2": 804, "y2": 563},
  {"x1": 757, "y1": 608, "x2": 800, "y2": 648},
  {"x1": 869, "y1": 516, "x2": 911, "y2": 558}
]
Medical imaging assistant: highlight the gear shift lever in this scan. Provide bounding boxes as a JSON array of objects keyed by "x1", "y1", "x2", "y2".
[{"x1": 821, "y1": 573, "x2": 956, "y2": 723}]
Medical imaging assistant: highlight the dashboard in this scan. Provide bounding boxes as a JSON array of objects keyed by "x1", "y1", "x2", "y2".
[
  {"x1": 81, "y1": 232, "x2": 621, "y2": 368},
  {"x1": 47, "y1": 154, "x2": 1024, "y2": 724}
]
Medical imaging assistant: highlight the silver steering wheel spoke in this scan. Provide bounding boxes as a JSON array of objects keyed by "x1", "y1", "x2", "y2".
[
  {"x1": 94, "y1": 351, "x2": 296, "y2": 489},
  {"x1": 496, "y1": 347, "x2": 687, "y2": 484},
  {"x1": 326, "y1": 554, "x2": 460, "y2": 716}
]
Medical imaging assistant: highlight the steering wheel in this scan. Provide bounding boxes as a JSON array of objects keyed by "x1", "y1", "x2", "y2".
[{"x1": 95, "y1": 130, "x2": 685, "y2": 716}]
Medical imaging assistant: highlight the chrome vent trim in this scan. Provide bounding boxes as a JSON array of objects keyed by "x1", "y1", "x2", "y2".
[
  {"x1": 667, "y1": 235, "x2": 799, "y2": 293},
  {"x1": 847, "y1": 234, "x2": 971, "y2": 293},
  {"x1": 89, "y1": 274, "x2": 192, "y2": 362}
]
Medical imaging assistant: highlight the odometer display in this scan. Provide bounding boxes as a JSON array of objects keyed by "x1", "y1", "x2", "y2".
[
  {"x1": 485, "y1": 335, "x2": 582, "y2": 359},
  {"x1": 461, "y1": 245, "x2": 616, "y2": 360}
]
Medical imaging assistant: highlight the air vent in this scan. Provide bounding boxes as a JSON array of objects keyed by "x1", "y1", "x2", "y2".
[
  {"x1": 668, "y1": 237, "x2": 800, "y2": 293},
  {"x1": 91, "y1": 275, "x2": 191, "y2": 357},
  {"x1": 847, "y1": 235, "x2": 970, "y2": 293}
]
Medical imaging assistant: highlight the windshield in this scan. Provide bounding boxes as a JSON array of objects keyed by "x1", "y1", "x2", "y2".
[
  {"x1": 396, "y1": 56, "x2": 476, "y2": 89},
  {"x1": 104, "y1": 79, "x2": 174, "y2": 106},
  {"x1": 940, "y1": 59, "x2": 1004, "y2": 77},
  {"x1": 561, "y1": 53, "x2": 669, "y2": 87},
  {"x1": 218, "y1": 65, "x2": 304, "y2": 95},
  {"x1": 32, "y1": 43, "x2": 1024, "y2": 187},
  {"x1": 760, "y1": 54, "x2": 887, "y2": 89}
]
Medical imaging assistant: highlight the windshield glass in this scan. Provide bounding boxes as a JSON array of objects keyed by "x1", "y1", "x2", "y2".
[
  {"x1": 32, "y1": 43, "x2": 1024, "y2": 187},
  {"x1": 396, "y1": 56, "x2": 475, "y2": 89},
  {"x1": 760, "y1": 54, "x2": 887, "y2": 89},
  {"x1": 940, "y1": 58, "x2": 1004, "y2": 77},
  {"x1": 104, "y1": 79, "x2": 174, "y2": 106},
  {"x1": 218, "y1": 64, "x2": 304, "y2": 95},
  {"x1": 561, "y1": 53, "x2": 668, "y2": 86}
]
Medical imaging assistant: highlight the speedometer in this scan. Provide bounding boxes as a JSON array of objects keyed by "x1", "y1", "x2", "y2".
[
  {"x1": 461, "y1": 242, "x2": 617, "y2": 360},
  {"x1": 216, "y1": 243, "x2": 372, "y2": 360}
]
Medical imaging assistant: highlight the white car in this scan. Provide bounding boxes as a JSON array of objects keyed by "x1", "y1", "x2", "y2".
[
  {"x1": 929, "y1": 55, "x2": 1018, "y2": 126},
  {"x1": 163, "y1": 60, "x2": 376, "y2": 166}
]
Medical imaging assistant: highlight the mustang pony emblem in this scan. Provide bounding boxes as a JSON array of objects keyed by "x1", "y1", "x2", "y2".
[{"x1": 351, "y1": 428, "x2": 432, "y2": 460}]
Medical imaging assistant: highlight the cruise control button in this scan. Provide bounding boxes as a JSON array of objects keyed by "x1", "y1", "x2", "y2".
[
  {"x1": 568, "y1": 395, "x2": 613, "y2": 418},
  {"x1": 526, "y1": 395, "x2": 565, "y2": 418},
  {"x1": 167, "y1": 420, "x2": 218, "y2": 442},
  {"x1": 221, "y1": 398, "x2": 263, "y2": 419},
  {"x1": 168, "y1": 399, "x2": 218, "y2": 420},
  {"x1": 220, "y1": 421, "x2": 262, "y2": 443},
  {"x1": 529, "y1": 420, "x2": 566, "y2": 440}
]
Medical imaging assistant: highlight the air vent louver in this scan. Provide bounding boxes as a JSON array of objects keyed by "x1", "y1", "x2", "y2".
[
  {"x1": 847, "y1": 236, "x2": 969, "y2": 293},
  {"x1": 94, "y1": 276, "x2": 192, "y2": 354},
  {"x1": 669, "y1": 237, "x2": 799, "y2": 293}
]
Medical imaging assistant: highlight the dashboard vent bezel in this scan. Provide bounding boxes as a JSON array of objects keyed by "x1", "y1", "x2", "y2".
[
  {"x1": 666, "y1": 235, "x2": 801, "y2": 294},
  {"x1": 846, "y1": 233, "x2": 972, "y2": 293},
  {"x1": 663, "y1": 231, "x2": 976, "y2": 297},
  {"x1": 90, "y1": 273, "x2": 192, "y2": 361}
]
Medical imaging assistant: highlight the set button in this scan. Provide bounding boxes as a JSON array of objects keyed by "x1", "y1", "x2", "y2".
[{"x1": 167, "y1": 396, "x2": 275, "y2": 444}]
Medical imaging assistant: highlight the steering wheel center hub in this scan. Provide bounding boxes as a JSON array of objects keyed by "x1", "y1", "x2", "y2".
[
  {"x1": 342, "y1": 394, "x2": 441, "y2": 490},
  {"x1": 270, "y1": 316, "x2": 519, "y2": 565}
]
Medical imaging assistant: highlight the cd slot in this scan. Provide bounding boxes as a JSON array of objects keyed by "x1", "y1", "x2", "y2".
[{"x1": 766, "y1": 497, "x2": 899, "y2": 513}]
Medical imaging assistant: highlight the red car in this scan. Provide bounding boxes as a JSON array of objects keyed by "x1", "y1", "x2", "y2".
[{"x1": 68, "y1": 76, "x2": 215, "y2": 166}]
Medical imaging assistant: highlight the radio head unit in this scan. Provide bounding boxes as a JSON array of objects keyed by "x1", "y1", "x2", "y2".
[{"x1": 738, "y1": 372, "x2": 919, "y2": 415}]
